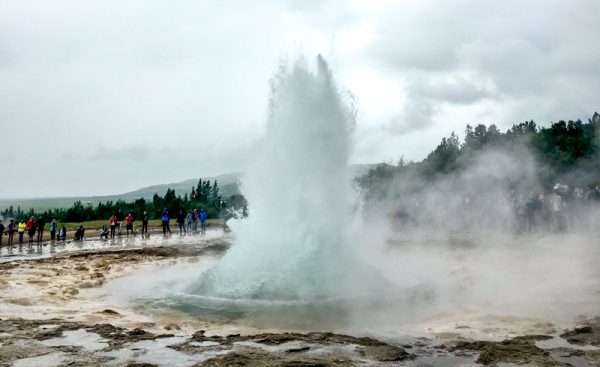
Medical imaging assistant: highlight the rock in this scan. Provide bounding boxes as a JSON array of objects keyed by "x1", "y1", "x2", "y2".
[
  {"x1": 164, "y1": 323, "x2": 181, "y2": 331},
  {"x1": 196, "y1": 350, "x2": 353, "y2": 367},
  {"x1": 359, "y1": 345, "x2": 413, "y2": 362},
  {"x1": 453, "y1": 337, "x2": 559, "y2": 366},
  {"x1": 560, "y1": 318, "x2": 600, "y2": 346},
  {"x1": 285, "y1": 346, "x2": 310, "y2": 353},
  {"x1": 98, "y1": 309, "x2": 121, "y2": 317}
]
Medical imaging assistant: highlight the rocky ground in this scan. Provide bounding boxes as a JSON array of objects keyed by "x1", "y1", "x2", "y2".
[
  {"x1": 0, "y1": 232, "x2": 599, "y2": 366},
  {"x1": 1, "y1": 316, "x2": 600, "y2": 366}
]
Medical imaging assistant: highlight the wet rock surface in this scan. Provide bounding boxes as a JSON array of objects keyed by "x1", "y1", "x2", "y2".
[
  {"x1": 560, "y1": 317, "x2": 600, "y2": 346},
  {"x1": 453, "y1": 336, "x2": 559, "y2": 366},
  {"x1": 196, "y1": 350, "x2": 353, "y2": 367},
  {"x1": 3, "y1": 317, "x2": 600, "y2": 366},
  {"x1": 0, "y1": 318, "x2": 415, "y2": 366}
]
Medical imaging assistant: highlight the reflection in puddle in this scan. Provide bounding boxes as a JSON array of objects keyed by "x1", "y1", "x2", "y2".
[{"x1": 0, "y1": 229, "x2": 226, "y2": 262}]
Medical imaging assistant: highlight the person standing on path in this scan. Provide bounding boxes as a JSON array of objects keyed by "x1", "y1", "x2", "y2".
[
  {"x1": 49, "y1": 219, "x2": 57, "y2": 241},
  {"x1": 141, "y1": 211, "x2": 149, "y2": 237},
  {"x1": 186, "y1": 211, "x2": 193, "y2": 234},
  {"x1": 125, "y1": 212, "x2": 136, "y2": 236},
  {"x1": 26, "y1": 217, "x2": 36, "y2": 243},
  {"x1": 17, "y1": 219, "x2": 26, "y2": 244},
  {"x1": 116, "y1": 210, "x2": 124, "y2": 236},
  {"x1": 192, "y1": 208, "x2": 199, "y2": 233},
  {"x1": 0, "y1": 220, "x2": 5, "y2": 246},
  {"x1": 200, "y1": 208, "x2": 207, "y2": 234},
  {"x1": 161, "y1": 208, "x2": 171, "y2": 236},
  {"x1": 7, "y1": 219, "x2": 15, "y2": 245},
  {"x1": 177, "y1": 210, "x2": 186, "y2": 236},
  {"x1": 109, "y1": 214, "x2": 117, "y2": 238},
  {"x1": 36, "y1": 217, "x2": 46, "y2": 242}
]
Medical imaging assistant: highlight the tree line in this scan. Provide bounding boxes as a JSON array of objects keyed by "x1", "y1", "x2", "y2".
[
  {"x1": 357, "y1": 112, "x2": 600, "y2": 200},
  {"x1": 0, "y1": 179, "x2": 248, "y2": 223}
]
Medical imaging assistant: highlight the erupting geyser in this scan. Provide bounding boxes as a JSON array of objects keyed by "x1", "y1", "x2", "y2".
[{"x1": 186, "y1": 56, "x2": 386, "y2": 304}]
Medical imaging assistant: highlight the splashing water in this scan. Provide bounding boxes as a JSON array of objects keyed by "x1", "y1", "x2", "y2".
[{"x1": 190, "y1": 56, "x2": 358, "y2": 299}]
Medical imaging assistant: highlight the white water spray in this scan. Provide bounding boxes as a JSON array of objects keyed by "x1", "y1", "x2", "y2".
[{"x1": 188, "y1": 56, "x2": 386, "y2": 302}]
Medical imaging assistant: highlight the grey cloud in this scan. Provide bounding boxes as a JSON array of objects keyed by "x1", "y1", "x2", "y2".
[
  {"x1": 386, "y1": 71, "x2": 499, "y2": 134},
  {"x1": 1, "y1": 0, "x2": 599, "y2": 197},
  {"x1": 371, "y1": 0, "x2": 600, "y2": 135}
]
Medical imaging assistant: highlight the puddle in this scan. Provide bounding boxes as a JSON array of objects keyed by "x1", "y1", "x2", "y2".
[
  {"x1": 233, "y1": 340, "x2": 310, "y2": 353},
  {"x1": 536, "y1": 336, "x2": 600, "y2": 351},
  {"x1": 12, "y1": 351, "x2": 66, "y2": 367},
  {"x1": 409, "y1": 355, "x2": 478, "y2": 366},
  {"x1": 42, "y1": 329, "x2": 108, "y2": 352},
  {"x1": 98, "y1": 336, "x2": 221, "y2": 367},
  {"x1": 0, "y1": 229, "x2": 226, "y2": 262},
  {"x1": 188, "y1": 341, "x2": 221, "y2": 347}
]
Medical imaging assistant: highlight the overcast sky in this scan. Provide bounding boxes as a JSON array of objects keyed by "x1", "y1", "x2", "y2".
[{"x1": 1, "y1": 0, "x2": 599, "y2": 198}]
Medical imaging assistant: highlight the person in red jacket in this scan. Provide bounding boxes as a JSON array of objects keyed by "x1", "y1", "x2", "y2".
[
  {"x1": 109, "y1": 214, "x2": 117, "y2": 238},
  {"x1": 125, "y1": 213, "x2": 136, "y2": 237},
  {"x1": 26, "y1": 217, "x2": 36, "y2": 243}
]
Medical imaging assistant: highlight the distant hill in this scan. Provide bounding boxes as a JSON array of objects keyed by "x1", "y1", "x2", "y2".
[
  {"x1": 0, "y1": 165, "x2": 376, "y2": 211},
  {"x1": 118, "y1": 172, "x2": 241, "y2": 201}
]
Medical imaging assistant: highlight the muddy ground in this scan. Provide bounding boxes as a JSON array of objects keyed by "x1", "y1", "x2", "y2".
[
  {"x1": 1, "y1": 232, "x2": 599, "y2": 366},
  {"x1": 2, "y1": 316, "x2": 600, "y2": 366}
]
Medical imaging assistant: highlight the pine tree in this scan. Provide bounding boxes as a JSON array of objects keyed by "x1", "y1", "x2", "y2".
[
  {"x1": 201, "y1": 181, "x2": 211, "y2": 204},
  {"x1": 195, "y1": 179, "x2": 203, "y2": 201},
  {"x1": 210, "y1": 180, "x2": 220, "y2": 205}
]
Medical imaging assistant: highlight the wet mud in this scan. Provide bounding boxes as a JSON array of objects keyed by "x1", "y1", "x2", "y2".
[
  {"x1": 3, "y1": 317, "x2": 600, "y2": 366},
  {"x1": 1, "y1": 233, "x2": 600, "y2": 366}
]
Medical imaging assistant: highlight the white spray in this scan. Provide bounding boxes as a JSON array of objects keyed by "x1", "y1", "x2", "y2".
[{"x1": 188, "y1": 56, "x2": 387, "y2": 302}]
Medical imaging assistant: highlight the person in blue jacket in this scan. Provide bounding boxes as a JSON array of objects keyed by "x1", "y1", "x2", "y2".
[
  {"x1": 161, "y1": 208, "x2": 171, "y2": 236},
  {"x1": 200, "y1": 208, "x2": 207, "y2": 234}
]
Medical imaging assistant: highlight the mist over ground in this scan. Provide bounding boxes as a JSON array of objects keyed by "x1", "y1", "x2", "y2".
[{"x1": 349, "y1": 124, "x2": 600, "y2": 332}]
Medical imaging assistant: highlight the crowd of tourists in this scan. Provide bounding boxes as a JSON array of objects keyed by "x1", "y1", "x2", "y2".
[
  {"x1": 506, "y1": 184, "x2": 600, "y2": 234},
  {"x1": 0, "y1": 217, "x2": 66, "y2": 246},
  {"x1": 388, "y1": 183, "x2": 600, "y2": 233},
  {"x1": 0, "y1": 207, "x2": 209, "y2": 246}
]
